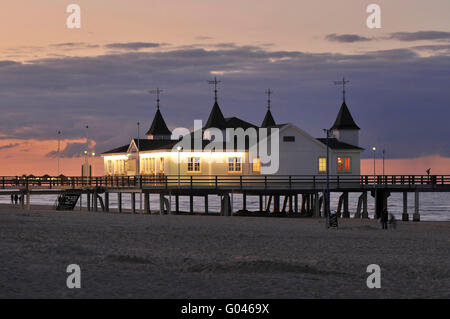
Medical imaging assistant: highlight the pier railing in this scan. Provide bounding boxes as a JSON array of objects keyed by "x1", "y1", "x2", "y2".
[{"x1": 1, "y1": 175, "x2": 449, "y2": 191}]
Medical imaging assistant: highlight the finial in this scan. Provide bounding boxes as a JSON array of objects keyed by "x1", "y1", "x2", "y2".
[
  {"x1": 149, "y1": 88, "x2": 164, "y2": 109},
  {"x1": 208, "y1": 77, "x2": 221, "y2": 103},
  {"x1": 265, "y1": 88, "x2": 272, "y2": 110},
  {"x1": 334, "y1": 77, "x2": 350, "y2": 102}
]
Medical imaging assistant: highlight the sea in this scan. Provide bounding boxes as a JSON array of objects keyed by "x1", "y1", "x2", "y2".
[{"x1": 1, "y1": 191, "x2": 449, "y2": 221}]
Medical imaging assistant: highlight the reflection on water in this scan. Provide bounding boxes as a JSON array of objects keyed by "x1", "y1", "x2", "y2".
[{"x1": 0, "y1": 191, "x2": 448, "y2": 221}]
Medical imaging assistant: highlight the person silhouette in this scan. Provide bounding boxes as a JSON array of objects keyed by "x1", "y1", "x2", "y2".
[
  {"x1": 381, "y1": 208, "x2": 389, "y2": 230},
  {"x1": 14, "y1": 194, "x2": 18, "y2": 205}
]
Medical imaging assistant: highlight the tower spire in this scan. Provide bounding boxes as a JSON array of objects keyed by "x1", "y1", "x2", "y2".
[
  {"x1": 208, "y1": 77, "x2": 221, "y2": 103},
  {"x1": 334, "y1": 77, "x2": 350, "y2": 102},
  {"x1": 149, "y1": 88, "x2": 163, "y2": 109}
]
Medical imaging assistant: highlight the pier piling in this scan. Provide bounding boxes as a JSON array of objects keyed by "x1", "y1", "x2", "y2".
[
  {"x1": 413, "y1": 190, "x2": 420, "y2": 222},
  {"x1": 402, "y1": 192, "x2": 409, "y2": 221}
]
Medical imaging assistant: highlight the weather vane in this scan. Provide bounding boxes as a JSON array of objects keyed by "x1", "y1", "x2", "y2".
[
  {"x1": 208, "y1": 77, "x2": 221, "y2": 103},
  {"x1": 265, "y1": 88, "x2": 273, "y2": 110},
  {"x1": 149, "y1": 88, "x2": 164, "y2": 109},
  {"x1": 334, "y1": 77, "x2": 350, "y2": 102}
]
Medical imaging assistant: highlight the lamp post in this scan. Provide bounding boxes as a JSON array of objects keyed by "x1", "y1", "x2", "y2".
[
  {"x1": 177, "y1": 146, "x2": 183, "y2": 186},
  {"x1": 323, "y1": 129, "x2": 331, "y2": 228},
  {"x1": 372, "y1": 146, "x2": 376, "y2": 185},
  {"x1": 382, "y1": 149, "x2": 385, "y2": 177},
  {"x1": 57, "y1": 131, "x2": 61, "y2": 176}
]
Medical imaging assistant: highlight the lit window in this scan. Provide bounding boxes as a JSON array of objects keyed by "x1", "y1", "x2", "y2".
[
  {"x1": 188, "y1": 157, "x2": 201, "y2": 172},
  {"x1": 252, "y1": 157, "x2": 261, "y2": 172},
  {"x1": 337, "y1": 157, "x2": 351, "y2": 172},
  {"x1": 228, "y1": 157, "x2": 242, "y2": 172},
  {"x1": 160, "y1": 158, "x2": 165, "y2": 173},
  {"x1": 318, "y1": 157, "x2": 327, "y2": 173}
]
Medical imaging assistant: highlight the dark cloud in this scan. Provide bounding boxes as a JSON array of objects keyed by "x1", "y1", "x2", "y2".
[
  {"x1": 0, "y1": 43, "x2": 449, "y2": 159},
  {"x1": 325, "y1": 34, "x2": 372, "y2": 43},
  {"x1": 389, "y1": 31, "x2": 450, "y2": 42},
  {"x1": 46, "y1": 142, "x2": 88, "y2": 158},
  {"x1": 104, "y1": 42, "x2": 165, "y2": 51},
  {"x1": 0, "y1": 143, "x2": 20, "y2": 151}
]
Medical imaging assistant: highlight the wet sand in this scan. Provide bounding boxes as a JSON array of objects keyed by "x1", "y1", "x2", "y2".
[{"x1": 0, "y1": 207, "x2": 449, "y2": 298}]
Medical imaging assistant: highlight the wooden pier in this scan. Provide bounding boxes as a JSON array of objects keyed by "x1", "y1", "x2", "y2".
[{"x1": 1, "y1": 175, "x2": 449, "y2": 221}]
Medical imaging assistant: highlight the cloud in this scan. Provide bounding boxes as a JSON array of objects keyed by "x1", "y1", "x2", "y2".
[
  {"x1": 0, "y1": 43, "x2": 448, "y2": 160},
  {"x1": 46, "y1": 142, "x2": 87, "y2": 158},
  {"x1": 104, "y1": 42, "x2": 164, "y2": 51},
  {"x1": 325, "y1": 34, "x2": 372, "y2": 43},
  {"x1": 0, "y1": 143, "x2": 20, "y2": 150},
  {"x1": 389, "y1": 31, "x2": 450, "y2": 42},
  {"x1": 195, "y1": 36, "x2": 213, "y2": 41}
]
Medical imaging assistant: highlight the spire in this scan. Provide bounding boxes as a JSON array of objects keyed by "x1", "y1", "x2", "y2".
[
  {"x1": 146, "y1": 108, "x2": 172, "y2": 136},
  {"x1": 334, "y1": 77, "x2": 350, "y2": 102},
  {"x1": 204, "y1": 101, "x2": 226, "y2": 129},
  {"x1": 208, "y1": 77, "x2": 221, "y2": 103},
  {"x1": 331, "y1": 101, "x2": 360, "y2": 130},
  {"x1": 146, "y1": 88, "x2": 171, "y2": 138},
  {"x1": 261, "y1": 88, "x2": 276, "y2": 127}
]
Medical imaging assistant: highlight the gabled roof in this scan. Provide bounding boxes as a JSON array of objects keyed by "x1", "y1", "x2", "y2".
[
  {"x1": 204, "y1": 102, "x2": 226, "y2": 129},
  {"x1": 146, "y1": 108, "x2": 172, "y2": 136},
  {"x1": 224, "y1": 117, "x2": 258, "y2": 130},
  {"x1": 331, "y1": 101, "x2": 360, "y2": 130},
  {"x1": 261, "y1": 109, "x2": 276, "y2": 127},
  {"x1": 316, "y1": 138, "x2": 364, "y2": 150},
  {"x1": 101, "y1": 145, "x2": 129, "y2": 155}
]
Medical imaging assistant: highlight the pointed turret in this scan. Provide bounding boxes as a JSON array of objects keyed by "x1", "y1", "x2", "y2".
[
  {"x1": 146, "y1": 108, "x2": 172, "y2": 140},
  {"x1": 204, "y1": 101, "x2": 226, "y2": 129},
  {"x1": 331, "y1": 101, "x2": 360, "y2": 130},
  {"x1": 261, "y1": 109, "x2": 276, "y2": 127},
  {"x1": 331, "y1": 101, "x2": 360, "y2": 146}
]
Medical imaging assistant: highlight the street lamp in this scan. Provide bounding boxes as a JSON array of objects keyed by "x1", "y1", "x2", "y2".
[
  {"x1": 57, "y1": 131, "x2": 61, "y2": 176},
  {"x1": 177, "y1": 146, "x2": 183, "y2": 186},
  {"x1": 382, "y1": 149, "x2": 385, "y2": 177},
  {"x1": 323, "y1": 129, "x2": 331, "y2": 228},
  {"x1": 372, "y1": 147, "x2": 376, "y2": 184}
]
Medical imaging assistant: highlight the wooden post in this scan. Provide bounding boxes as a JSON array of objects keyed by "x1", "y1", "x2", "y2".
[
  {"x1": 144, "y1": 193, "x2": 150, "y2": 214},
  {"x1": 159, "y1": 194, "x2": 164, "y2": 214},
  {"x1": 273, "y1": 195, "x2": 280, "y2": 213},
  {"x1": 243, "y1": 192, "x2": 247, "y2": 211},
  {"x1": 313, "y1": 192, "x2": 320, "y2": 217},
  {"x1": 175, "y1": 195, "x2": 179, "y2": 213},
  {"x1": 288, "y1": 195, "x2": 293, "y2": 213},
  {"x1": 26, "y1": 190, "x2": 31, "y2": 210},
  {"x1": 93, "y1": 188, "x2": 98, "y2": 212},
  {"x1": 259, "y1": 195, "x2": 263, "y2": 212},
  {"x1": 402, "y1": 192, "x2": 409, "y2": 221},
  {"x1": 87, "y1": 191, "x2": 91, "y2": 212},
  {"x1": 294, "y1": 194, "x2": 298, "y2": 213},
  {"x1": 131, "y1": 193, "x2": 136, "y2": 214},
  {"x1": 343, "y1": 191, "x2": 350, "y2": 218},
  {"x1": 204, "y1": 195, "x2": 208, "y2": 214},
  {"x1": 362, "y1": 191, "x2": 368, "y2": 219},
  {"x1": 189, "y1": 195, "x2": 194, "y2": 214},
  {"x1": 413, "y1": 190, "x2": 420, "y2": 222},
  {"x1": 118, "y1": 192, "x2": 122, "y2": 213},
  {"x1": 105, "y1": 192, "x2": 109, "y2": 212}
]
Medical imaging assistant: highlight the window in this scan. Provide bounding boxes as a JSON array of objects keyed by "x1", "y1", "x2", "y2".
[
  {"x1": 318, "y1": 157, "x2": 327, "y2": 173},
  {"x1": 337, "y1": 157, "x2": 351, "y2": 172},
  {"x1": 160, "y1": 157, "x2": 165, "y2": 173},
  {"x1": 228, "y1": 157, "x2": 242, "y2": 172},
  {"x1": 283, "y1": 136, "x2": 295, "y2": 142},
  {"x1": 252, "y1": 157, "x2": 261, "y2": 173},
  {"x1": 188, "y1": 157, "x2": 201, "y2": 172}
]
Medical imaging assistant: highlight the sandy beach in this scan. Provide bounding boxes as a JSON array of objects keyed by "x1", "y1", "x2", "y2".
[{"x1": 0, "y1": 206, "x2": 449, "y2": 299}]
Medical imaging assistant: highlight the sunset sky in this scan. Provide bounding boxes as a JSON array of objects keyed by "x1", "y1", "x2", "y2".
[{"x1": 0, "y1": 0, "x2": 449, "y2": 175}]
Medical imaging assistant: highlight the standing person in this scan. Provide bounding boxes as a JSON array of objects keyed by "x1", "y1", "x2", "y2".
[
  {"x1": 381, "y1": 208, "x2": 389, "y2": 230},
  {"x1": 14, "y1": 194, "x2": 18, "y2": 205},
  {"x1": 10, "y1": 194, "x2": 14, "y2": 204}
]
